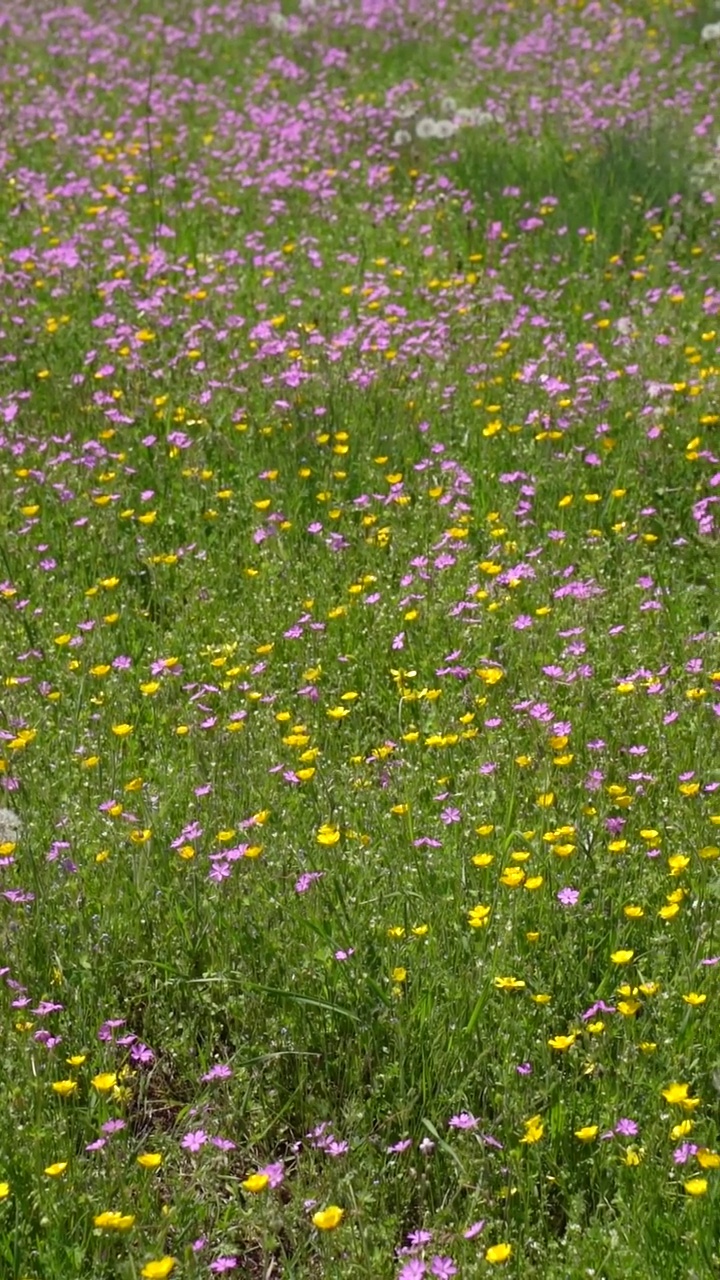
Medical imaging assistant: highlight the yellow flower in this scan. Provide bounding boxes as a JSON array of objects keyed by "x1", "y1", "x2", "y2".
[
  {"x1": 137, "y1": 1153, "x2": 162, "y2": 1169},
  {"x1": 91, "y1": 1072, "x2": 117, "y2": 1092},
  {"x1": 610, "y1": 949, "x2": 634, "y2": 965},
  {"x1": 622, "y1": 1146, "x2": 643, "y2": 1167},
  {"x1": 0, "y1": 1183, "x2": 9, "y2": 1200},
  {"x1": 536, "y1": 792, "x2": 554, "y2": 808},
  {"x1": 242, "y1": 1173, "x2": 269, "y2": 1193},
  {"x1": 66, "y1": 1055, "x2": 86, "y2": 1067},
  {"x1": 44, "y1": 1162, "x2": 68, "y2": 1178},
  {"x1": 392, "y1": 967, "x2": 408, "y2": 983},
  {"x1": 683, "y1": 993, "x2": 707, "y2": 1006},
  {"x1": 552, "y1": 843, "x2": 575, "y2": 857},
  {"x1": 662, "y1": 1083, "x2": 701, "y2": 1111},
  {"x1": 697, "y1": 1149, "x2": 720, "y2": 1169},
  {"x1": 547, "y1": 1032, "x2": 577, "y2": 1051},
  {"x1": 141, "y1": 1259, "x2": 176, "y2": 1279},
  {"x1": 94, "y1": 1211, "x2": 135, "y2": 1230},
  {"x1": 662, "y1": 1083, "x2": 690, "y2": 1105},
  {"x1": 671, "y1": 1120, "x2": 694, "y2": 1140},
  {"x1": 111, "y1": 723, "x2": 133, "y2": 737},
  {"x1": 485, "y1": 1243, "x2": 512, "y2": 1264},
  {"x1": 500, "y1": 866, "x2": 525, "y2": 887},
  {"x1": 623, "y1": 905, "x2": 644, "y2": 919},
  {"x1": 684, "y1": 1178, "x2": 708, "y2": 1197},
  {"x1": 52, "y1": 1079, "x2": 78, "y2": 1098},
  {"x1": 524, "y1": 875, "x2": 544, "y2": 891},
  {"x1": 316, "y1": 824, "x2": 340, "y2": 846},
  {"x1": 472, "y1": 853, "x2": 494, "y2": 867},
  {"x1": 574, "y1": 1125, "x2": 598, "y2": 1143},
  {"x1": 520, "y1": 1114, "x2": 544, "y2": 1145},
  {"x1": 312, "y1": 1205, "x2": 345, "y2": 1230},
  {"x1": 476, "y1": 667, "x2": 503, "y2": 685},
  {"x1": 494, "y1": 977, "x2": 526, "y2": 993},
  {"x1": 617, "y1": 999, "x2": 642, "y2": 1017},
  {"x1": 468, "y1": 904, "x2": 491, "y2": 928}
]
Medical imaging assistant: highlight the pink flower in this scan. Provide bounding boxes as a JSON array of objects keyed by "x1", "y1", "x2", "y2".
[
  {"x1": 448, "y1": 1112, "x2": 477, "y2": 1129},
  {"x1": 295, "y1": 871, "x2": 324, "y2": 894},
  {"x1": 430, "y1": 1259, "x2": 457, "y2": 1279},
  {"x1": 259, "y1": 1161, "x2": 285, "y2": 1188},
  {"x1": 464, "y1": 1220, "x2": 486, "y2": 1239},
  {"x1": 181, "y1": 1129, "x2": 208, "y2": 1153},
  {"x1": 201, "y1": 1063, "x2": 233, "y2": 1083},
  {"x1": 398, "y1": 1262, "x2": 426, "y2": 1280}
]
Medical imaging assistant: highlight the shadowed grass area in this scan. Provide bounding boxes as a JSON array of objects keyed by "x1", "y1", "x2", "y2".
[{"x1": 449, "y1": 123, "x2": 712, "y2": 260}]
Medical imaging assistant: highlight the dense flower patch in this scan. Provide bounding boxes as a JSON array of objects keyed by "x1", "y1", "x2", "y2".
[{"x1": 0, "y1": 0, "x2": 719, "y2": 1275}]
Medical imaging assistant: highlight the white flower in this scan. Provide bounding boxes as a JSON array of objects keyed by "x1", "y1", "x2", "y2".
[
  {"x1": 455, "y1": 107, "x2": 494, "y2": 127},
  {"x1": 440, "y1": 95, "x2": 458, "y2": 114},
  {"x1": 392, "y1": 129, "x2": 412, "y2": 146},
  {"x1": 416, "y1": 117, "x2": 439, "y2": 139},
  {"x1": 645, "y1": 381, "x2": 665, "y2": 399},
  {"x1": 0, "y1": 809, "x2": 21, "y2": 846},
  {"x1": 416, "y1": 116, "x2": 457, "y2": 140},
  {"x1": 701, "y1": 21, "x2": 720, "y2": 40}
]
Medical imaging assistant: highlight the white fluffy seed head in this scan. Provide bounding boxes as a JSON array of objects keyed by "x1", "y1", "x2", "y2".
[{"x1": 0, "y1": 809, "x2": 21, "y2": 845}]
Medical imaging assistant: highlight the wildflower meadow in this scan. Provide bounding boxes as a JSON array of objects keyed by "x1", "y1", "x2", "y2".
[{"x1": 1, "y1": 0, "x2": 720, "y2": 1275}]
